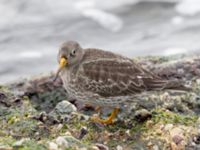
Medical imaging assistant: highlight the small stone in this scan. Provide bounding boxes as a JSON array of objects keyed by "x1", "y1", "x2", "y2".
[
  {"x1": 146, "y1": 120, "x2": 154, "y2": 128},
  {"x1": 147, "y1": 142, "x2": 153, "y2": 148},
  {"x1": 55, "y1": 100, "x2": 77, "y2": 114},
  {"x1": 160, "y1": 124, "x2": 165, "y2": 130},
  {"x1": 0, "y1": 145, "x2": 12, "y2": 150},
  {"x1": 33, "y1": 111, "x2": 48, "y2": 122},
  {"x1": 49, "y1": 101, "x2": 77, "y2": 123},
  {"x1": 49, "y1": 142, "x2": 58, "y2": 150},
  {"x1": 0, "y1": 93, "x2": 6, "y2": 100},
  {"x1": 64, "y1": 131, "x2": 72, "y2": 136},
  {"x1": 197, "y1": 79, "x2": 200, "y2": 85},
  {"x1": 55, "y1": 136, "x2": 69, "y2": 148},
  {"x1": 172, "y1": 135, "x2": 183, "y2": 145},
  {"x1": 13, "y1": 138, "x2": 30, "y2": 147},
  {"x1": 35, "y1": 132, "x2": 39, "y2": 136},
  {"x1": 79, "y1": 148, "x2": 87, "y2": 150},
  {"x1": 170, "y1": 127, "x2": 184, "y2": 137},
  {"x1": 90, "y1": 146, "x2": 99, "y2": 150},
  {"x1": 170, "y1": 142, "x2": 178, "y2": 150},
  {"x1": 134, "y1": 109, "x2": 152, "y2": 122},
  {"x1": 164, "y1": 124, "x2": 173, "y2": 131},
  {"x1": 56, "y1": 135, "x2": 87, "y2": 149},
  {"x1": 152, "y1": 145, "x2": 159, "y2": 150},
  {"x1": 80, "y1": 114, "x2": 90, "y2": 121},
  {"x1": 125, "y1": 130, "x2": 130, "y2": 136},
  {"x1": 56, "y1": 124, "x2": 63, "y2": 131},
  {"x1": 78, "y1": 126, "x2": 88, "y2": 139},
  {"x1": 116, "y1": 145, "x2": 123, "y2": 150},
  {"x1": 95, "y1": 143, "x2": 109, "y2": 150},
  {"x1": 193, "y1": 134, "x2": 200, "y2": 144}
]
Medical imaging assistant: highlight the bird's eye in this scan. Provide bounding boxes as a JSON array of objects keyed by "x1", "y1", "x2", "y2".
[{"x1": 70, "y1": 49, "x2": 76, "y2": 57}]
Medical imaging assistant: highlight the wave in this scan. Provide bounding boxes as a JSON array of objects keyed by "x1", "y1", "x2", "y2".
[{"x1": 175, "y1": 0, "x2": 200, "y2": 16}]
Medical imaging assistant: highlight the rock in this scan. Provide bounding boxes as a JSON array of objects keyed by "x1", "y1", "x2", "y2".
[
  {"x1": 57, "y1": 124, "x2": 64, "y2": 131},
  {"x1": 55, "y1": 136, "x2": 69, "y2": 148},
  {"x1": 78, "y1": 126, "x2": 88, "y2": 139},
  {"x1": 90, "y1": 146, "x2": 100, "y2": 150},
  {"x1": 55, "y1": 135, "x2": 88, "y2": 149},
  {"x1": 164, "y1": 124, "x2": 174, "y2": 131},
  {"x1": 152, "y1": 145, "x2": 159, "y2": 150},
  {"x1": 116, "y1": 145, "x2": 123, "y2": 150},
  {"x1": 0, "y1": 92, "x2": 6, "y2": 100},
  {"x1": 55, "y1": 100, "x2": 77, "y2": 114},
  {"x1": 0, "y1": 145, "x2": 12, "y2": 150},
  {"x1": 95, "y1": 143, "x2": 109, "y2": 150},
  {"x1": 134, "y1": 109, "x2": 152, "y2": 122},
  {"x1": 79, "y1": 148, "x2": 87, "y2": 150},
  {"x1": 13, "y1": 138, "x2": 30, "y2": 148},
  {"x1": 170, "y1": 127, "x2": 184, "y2": 138},
  {"x1": 49, "y1": 100, "x2": 77, "y2": 123},
  {"x1": 49, "y1": 142, "x2": 58, "y2": 150},
  {"x1": 172, "y1": 135, "x2": 183, "y2": 145},
  {"x1": 193, "y1": 134, "x2": 200, "y2": 144}
]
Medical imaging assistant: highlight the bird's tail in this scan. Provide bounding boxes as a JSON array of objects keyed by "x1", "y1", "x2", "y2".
[
  {"x1": 145, "y1": 78, "x2": 191, "y2": 91},
  {"x1": 162, "y1": 80, "x2": 191, "y2": 91}
]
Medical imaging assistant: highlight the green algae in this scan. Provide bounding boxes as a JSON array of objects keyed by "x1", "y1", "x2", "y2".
[{"x1": 152, "y1": 109, "x2": 198, "y2": 126}]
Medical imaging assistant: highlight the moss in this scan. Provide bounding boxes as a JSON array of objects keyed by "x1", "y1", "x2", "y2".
[
  {"x1": 14, "y1": 140, "x2": 48, "y2": 150},
  {"x1": 152, "y1": 109, "x2": 198, "y2": 126},
  {"x1": 0, "y1": 136, "x2": 16, "y2": 147},
  {"x1": 130, "y1": 121, "x2": 148, "y2": 133}
]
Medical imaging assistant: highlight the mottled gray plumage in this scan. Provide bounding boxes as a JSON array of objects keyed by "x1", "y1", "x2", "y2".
[{"x1": 57, "y1": 41, "x2": 186, "y2": 107}]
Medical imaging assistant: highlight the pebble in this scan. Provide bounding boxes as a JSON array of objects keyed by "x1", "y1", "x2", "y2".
[
  {"x1": 170, "y1": 127, "x2": 184, "y2": 137},
  {"x1": 56, "y1": 124, "x2": 63, "y2": 131},
  {"x1": 116, "y1": 145, "x2": 123, "y2": 150},
  {"x1": 13, "y1": 138, "x2": 30, "y2": 147},
  {"x1": 152, "y1": 145, "x2": 159, "y2": 150},
  {"x1": 172, "y1": 135, "x2": 183, "y2": 145},
  {"x1": 147, "y1": 142, "x2": 153, "y2": 147},
  {"x1": 164, "y1": 124, "x2": 173, "y2": 131},
  {"x1": 55, "y1": 100, "x2": 77, "y2": 114},
  {"x1": 90, "y1": 146, "x2": 100, "y2": 150},
  {"x1": 55, "y1": 136, "x2": 69, "y2": 148},
  {"x1": 78, "y1": 126, "x2": 88, "y2": 139},
  {"x1": 134, "y1": 109, "x2": 152, "y2": 122},
  {"x1": 49, "y1": 142, "x2": 58, "y2": 150},
  {"x1": 95, "y1": 143, "x2": 109, "y2": 150}
]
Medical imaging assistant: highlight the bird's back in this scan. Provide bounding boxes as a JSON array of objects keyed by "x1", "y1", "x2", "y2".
[{"x1": 71, "y1": 48, "x2": 189, "y2": 98}]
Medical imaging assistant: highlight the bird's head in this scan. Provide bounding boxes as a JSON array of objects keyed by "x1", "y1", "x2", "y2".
[{"x1": 54, "y1": 41, "x2": 84, "y2": 81}]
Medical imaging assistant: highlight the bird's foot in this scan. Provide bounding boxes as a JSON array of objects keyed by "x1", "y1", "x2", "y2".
[{"x1": 91, "y1": 108, "x2": 119, "y2": 125}]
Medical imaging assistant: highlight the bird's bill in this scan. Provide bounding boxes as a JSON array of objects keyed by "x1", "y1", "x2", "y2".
[{"x1": 54, "y1": 57, "x2": 68, "y2": 82}]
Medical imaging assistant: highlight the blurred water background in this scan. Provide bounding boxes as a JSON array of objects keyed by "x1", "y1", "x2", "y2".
[{"x1": 0, "y1": 0, "x2": 200, "y2": 83}]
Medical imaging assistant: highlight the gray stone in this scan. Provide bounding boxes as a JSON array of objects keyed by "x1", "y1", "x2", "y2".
[
  {"x1": 95, "y1": 143, "x2": 109, "y2": 150},
  {"x1": 55, "y1": 136, "x2": 69, "y2": 148},
  {"x1": 49, "y1": 142, "x2": 58, "y2": 150},
  {"x1": 49, "y1": 100, "x2": 77, "y2": 122},
  {"x1": 13, "y1": 138, "x2": 30, "y2": 148},
  {"x1": 134, "y1": 109, "x2": 152, "y2": 122},
  {"x1": 55, "y1": 100, "x2": 77, "y2": 114},
  {"x1": 172, "y1": 135, "x2": 183, "y2": 145},
  {"x1": 164, "y1": 124, "x2": 173, "y2": 131},
  {"x1": 55, "y1": 135, "x2": 88, "y2": 149},
  {"x1": 116, "y1": 145, "x2": 123, "y2": 150}
]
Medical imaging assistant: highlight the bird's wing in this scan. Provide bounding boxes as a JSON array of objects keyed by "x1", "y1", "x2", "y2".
[{"x1": 76, "y1": 58, "x2": 168, "y2": 97}]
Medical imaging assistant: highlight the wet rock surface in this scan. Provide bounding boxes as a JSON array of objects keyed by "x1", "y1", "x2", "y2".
[{"x1": 0, "y1": 55, "x2": 200, "y2": 150}]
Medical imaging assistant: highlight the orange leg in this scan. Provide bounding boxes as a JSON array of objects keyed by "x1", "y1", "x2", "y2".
[{"x1": 91, "y1": 108, "x2": 120, "y2": 125}]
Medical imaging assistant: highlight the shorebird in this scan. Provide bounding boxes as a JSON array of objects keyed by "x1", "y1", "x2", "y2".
[{"x1": 55, "y1": 41, "x2": 188, "y2": 125}]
